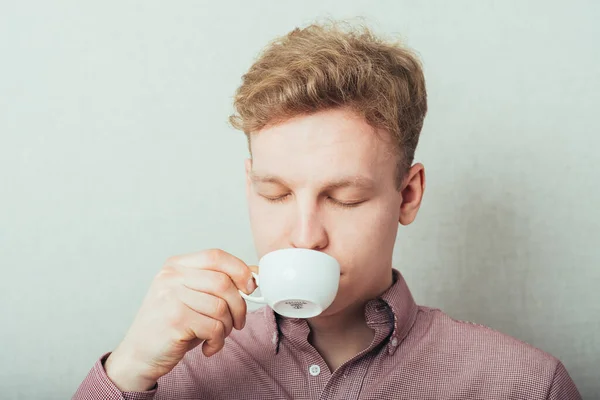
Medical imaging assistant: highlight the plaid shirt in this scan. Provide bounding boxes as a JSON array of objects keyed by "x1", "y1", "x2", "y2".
[{"x1": 73, "y1": 270, "x2": 581, "y2": 399}]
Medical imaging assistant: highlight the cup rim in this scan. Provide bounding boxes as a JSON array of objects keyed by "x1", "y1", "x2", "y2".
[{"x1": 258, "y1": 248, "x2": 339, "y2": 265}]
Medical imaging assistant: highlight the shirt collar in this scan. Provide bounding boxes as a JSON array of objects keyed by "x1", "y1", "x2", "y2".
[
  {"x1": 377, "y1": 268, "x2": 419, "y2": 355},
  {"x1": 263, "y1": 268, "x2": 418, "y2": 356}
]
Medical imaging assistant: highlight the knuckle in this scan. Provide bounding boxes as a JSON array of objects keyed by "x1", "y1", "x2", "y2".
[
  {"x1": 214, "y1": 298, "x2": 229, "y2": 318},
  {"x1": 166, "y1": 304, "x2": 187, "y2": 328},
  {"x1": 156, "y1": 265, "x2": 177, "y2": 280},
  {"x1": 150, "y1": 272, "x2": 176, "y2": 298},
  {"x1": 203, "y1": 248, "x2": 224, "y2": 264},
  {"x1": 238, "y1": 298, "x2": 248, "y2": 316},
  {"x1": 234, "y1": 264, "x2": 251, "y2": 282},
  {"x1": 165, "y1": 255, "x2": 183, "y2": 266},
  {"x1": 211, "y1": 319, "x2": 225, "y2": 339},
  {"x1": 214, "y1": 273, "x2": 232, "y2": 293},
  {"x1": 152, "y1": 268, "x2": 180, "y2": 292},
  {"x1": 240, "y1": 268, "x2": 252, "y2": 283}
]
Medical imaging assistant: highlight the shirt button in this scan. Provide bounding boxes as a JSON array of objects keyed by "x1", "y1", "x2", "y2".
[
  {"x1": 309, "y1": 364, "x2": 321, "y2": 376},
  {"x1": 391, "y1": 337, "x2": 398, "y2": 346}
]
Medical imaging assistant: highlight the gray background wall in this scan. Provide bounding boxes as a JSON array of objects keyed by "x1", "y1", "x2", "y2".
[{"x1": 1, "y1": 1, "x2": 598, "y2": 398}]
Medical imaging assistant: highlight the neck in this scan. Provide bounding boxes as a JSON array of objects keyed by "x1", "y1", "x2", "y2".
[
  {"x1": 307, "y1": 270, "x2": 394, "y2": 372},
  {"x1": 307, "y1": 301, "x2": 373, "y2": 372}
]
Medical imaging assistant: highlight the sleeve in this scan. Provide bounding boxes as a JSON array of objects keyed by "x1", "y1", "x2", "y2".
[
  {"x1": 72, "y1": 353, "x2": 158, "y2": 400},
  {"x1": 547, "y1": 360, "x2": 582, "y2": 400}
]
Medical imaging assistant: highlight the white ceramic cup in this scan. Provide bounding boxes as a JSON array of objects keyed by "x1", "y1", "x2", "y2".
[{"x1": 239, "y1": 248, "x2": 340, "y2": 318}]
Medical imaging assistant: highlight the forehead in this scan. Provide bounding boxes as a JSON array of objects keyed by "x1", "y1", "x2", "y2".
[{"x1": 249, "y1": 108, "x2": 397, "y2": 186}]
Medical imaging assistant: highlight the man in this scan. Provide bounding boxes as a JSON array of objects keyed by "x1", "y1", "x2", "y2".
[{"x1": 74, "y1": 22, "x2": 581, "y2": 399}]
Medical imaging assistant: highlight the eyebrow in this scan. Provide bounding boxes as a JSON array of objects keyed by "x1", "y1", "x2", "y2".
[{"x1": 250, "y1": 172, "x2": 376, "y2": 190}]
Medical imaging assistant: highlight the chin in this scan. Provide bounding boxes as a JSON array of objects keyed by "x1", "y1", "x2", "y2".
[{"x1": 315, "y1": 295, "x2": 355, "y2": 319}]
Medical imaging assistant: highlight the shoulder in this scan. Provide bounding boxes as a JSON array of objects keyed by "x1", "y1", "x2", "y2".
[
  {"x1": 413, "y1": 306, "x2": 558, "y2": 364},
  {"x1": 409, "y1": 306, "x2": 561, "y2": 383}
]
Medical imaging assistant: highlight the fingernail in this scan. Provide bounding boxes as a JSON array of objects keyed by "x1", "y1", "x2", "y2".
[{"x1": 247, "y1": 277, "x2": 256, "y2": 293}]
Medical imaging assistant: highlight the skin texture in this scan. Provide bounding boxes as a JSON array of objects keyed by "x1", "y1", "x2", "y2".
[
  {"x1": 104, "y1": 107, "x2": 425, "y2": 390},
  {"x1": 246, "y1": 107, "x2": 425, "y2": 370}
]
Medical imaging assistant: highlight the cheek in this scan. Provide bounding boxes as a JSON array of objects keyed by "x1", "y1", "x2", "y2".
[
  {"x1": 330, "y1": 202, "x2": 399, "y2": 266},
  {"x1": 338, "y1": 202, "x2": 397, "y2": 241},
  {"x1": 247, "y1": 196, "x2": 290, "y2": 252}
]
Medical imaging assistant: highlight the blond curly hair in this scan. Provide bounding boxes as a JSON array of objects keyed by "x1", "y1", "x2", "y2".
[{"x1": 229, "y1": 21, "x2": 427, "y2": 187}]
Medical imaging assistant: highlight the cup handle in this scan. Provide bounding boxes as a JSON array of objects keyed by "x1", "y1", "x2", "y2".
[{"x1": 238, "y1": 272, "x2": 265, "y2": 303}]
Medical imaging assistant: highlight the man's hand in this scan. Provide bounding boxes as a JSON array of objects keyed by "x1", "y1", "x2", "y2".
[{"x1": 104, "y1": 249, "x2": 256, "y2": 392}]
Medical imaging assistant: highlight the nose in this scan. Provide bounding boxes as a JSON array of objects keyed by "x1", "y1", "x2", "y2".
[{"x1": 289, "y1": 201, "x2": 329, "y2": 250}]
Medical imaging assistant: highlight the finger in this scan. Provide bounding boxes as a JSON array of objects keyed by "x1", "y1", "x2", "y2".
[
  {"x1": 179, "y1": 269, "x2": 248, "y2": 331},
  {"x1": 202, "y1": 337, "x2": 224, "y2": 357},
  {"x1": 199, "y1": 320, "x2": 226, "y2": 357},
  {"x1": 177, "y1": 306, "x2": 226, "y2": 356},
  {"x1": 167, "y1": 249, "x2": 255, "y2": 295},
  {"x1": 177, "y1": 289, "x2": 234, "y2": 338}
]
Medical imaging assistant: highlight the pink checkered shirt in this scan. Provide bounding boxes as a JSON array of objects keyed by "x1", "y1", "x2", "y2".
[{"x1": 73, "y1": 270, "x2": 581, "y2": 399}]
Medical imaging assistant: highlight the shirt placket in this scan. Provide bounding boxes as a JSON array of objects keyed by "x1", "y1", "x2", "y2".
[
  {"x1": 319, "y1": 357, "x2": 373, "y2": 400},
  {"x1": 302, "y1": 348, "x2": 332, "y2": 400},
  {"x1": 319, "y1": 302, "x2": 395, "y2": 399},
  {"x1": 279, "y1": 318, "x2": 332, "y2": 399}
]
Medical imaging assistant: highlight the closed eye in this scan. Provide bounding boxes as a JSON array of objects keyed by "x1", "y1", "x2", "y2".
[
  {"x1": 261, "y1": 194, "x2": 366, "y2": 208},
  {"x1": 262, "y1": 194, "x2": 291, "y2": 203},
  {"x1": 327, "y1": 197, "x2": 366, "y2": 208}
]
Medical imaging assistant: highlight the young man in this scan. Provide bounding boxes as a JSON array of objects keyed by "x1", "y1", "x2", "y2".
[{"x1": 74, "y1": 22, "x2": 581, "y2": 399}]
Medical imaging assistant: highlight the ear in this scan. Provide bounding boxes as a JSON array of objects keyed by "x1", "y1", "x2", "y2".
[{"x1": 399, "y1": 163, "x2": 426, "y2": 226}]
